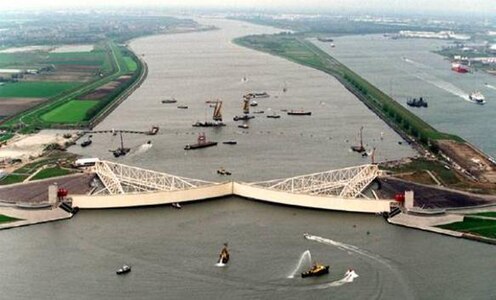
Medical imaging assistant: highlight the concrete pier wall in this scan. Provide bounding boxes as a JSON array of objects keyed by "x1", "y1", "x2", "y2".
[
  {"x1": 233, "y1": 183, "x2": 392, "y2": 213},
  {"x1": 72, "y1": 182, "x2": 233, "y2": 209}
]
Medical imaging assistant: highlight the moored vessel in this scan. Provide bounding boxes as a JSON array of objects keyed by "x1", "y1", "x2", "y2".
[
  {"x1": 287, "y1": 110, "x2": 311, "y2": 116},
  {"x1": 184, "y1": 133, "x2": 217, "y2": 150},
  {"x1": 161, "y1": 98, "x2": 177, "y2": 104}
]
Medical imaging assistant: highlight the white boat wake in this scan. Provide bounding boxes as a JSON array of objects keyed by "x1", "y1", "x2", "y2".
[
  {"x1": 402, "y1": 57, "x2": 474, "y2": 103},
  {"x1": 287, "y1": 250, "x2": 312, "y2": 278},
  {"x1": 303, "y1": 233, "x2": 394, "y2": 271},
  {"x1": 486, "y1": 83, "x2": 496, "y2": 91},
  {"x1": 131, "y1": 142, "x2": 153, "y2": 156}
]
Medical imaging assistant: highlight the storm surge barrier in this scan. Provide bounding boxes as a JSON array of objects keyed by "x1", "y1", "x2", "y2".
[{"x1": 71, "y1": 161, "x2": 392, "y2": 213}]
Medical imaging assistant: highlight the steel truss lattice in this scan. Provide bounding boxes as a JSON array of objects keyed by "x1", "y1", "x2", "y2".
[
  {"x1": 92, "y1": 160, "x2": 216, "y2": 195},
  {"x1": 248, "y1": 164, "x2": 379, "y2": 198}
]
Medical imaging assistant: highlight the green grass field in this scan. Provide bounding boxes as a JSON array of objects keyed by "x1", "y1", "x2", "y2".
[
  {"x1": 0, "y1": 174, "x2": 27, "y2": 185},
  {"x1": 0, "y1": 81, "x2": 79, "y2": 98},
  {"x1": 123, "y1": 57, "x2": 138, "y2": 72},
  {"x1": 234, "y1": 34, "x2": 463, "y2": 146},
  {"x1": 0, "y1": 41, "x2": 143, "y2": 130},
  {"x1": 40, "y1": 100, "x2": 99, "y2": 123},
  {"x1": 469, "y1": 212, "x2": 496, "y2": 218},
  {"x1": 438, "y1": 217, "x2": 496, "y2": 239},
  {"x1": 0, "y1": 214, "x2": 20, "y2": 224},
  {"x1": 31, "y1": 167, "x2": 73, "y2": 181}
]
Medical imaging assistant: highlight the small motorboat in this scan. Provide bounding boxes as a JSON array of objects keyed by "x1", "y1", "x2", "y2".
[
  {"x1": 172, "y1": 202, "x2": 182, "y2": 209},
  {"x1": 217, "y1": 168, "x2": 232, "y2": 176},
  {"x1": 177, "y1": 105, "x2": 188, "y2": 109},
  {"x1": 81, "y1": 139, "x2": 92, "y2": 147},
  {"x1": 253, "y1": 110, "x2": 264, "y2": 114},
  {"x1": 116, "y1": 265, "x2": 131, "y2": 275},
  {"x1": 238, "y1": 124, "x2": 249, "y2": 129},
  {"x1": 222, "y1": 140, "x2": 237, "y2": 145},
  {"x1": 267, "y1": 114, "x2": 281, "y2": 119},
  {"x1": 250, "y1": 101, "x2": 258, "y2": 107},
  {"x1": 301, "y1": 264, "x2": 330, "y2": 278}
]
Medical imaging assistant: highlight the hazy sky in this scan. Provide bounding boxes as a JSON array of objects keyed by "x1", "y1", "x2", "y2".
[{"x1": 0, "y1": 0, "x2": 495, "y2": 14}]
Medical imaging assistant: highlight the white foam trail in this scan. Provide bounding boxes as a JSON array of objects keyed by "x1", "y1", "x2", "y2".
[
  {"x1": 132, "y1": 142, "x2": 153, "y2": 156},
  {"x1": 303, "y1": 233, "x2": 392, "y2": 270},
  {"x1": 486, "y1": 83, "x2": 496, "y2": 91},
  {"x1": 402, "y1": 57, "x2": 474, "y2": 103},
  {"x1": 402, "y1": 57, "x2": 428, "y2": 69},
  {"x1": 288, "y1": 250, "x2": 312, "y2": 278}
]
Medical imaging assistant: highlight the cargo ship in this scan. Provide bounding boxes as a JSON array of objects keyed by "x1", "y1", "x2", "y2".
[
  {"x1": 184, "y1": 133, "x2": 217, "y2": 150},
  {"x1": 451, "y1": 62, "x2": 469, "y2": 73}
]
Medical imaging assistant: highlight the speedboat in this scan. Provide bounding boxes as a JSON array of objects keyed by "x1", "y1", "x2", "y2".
[
  {"x1": 301, "y1": 264, "x2": 329, "y2": 278},
  {"x1": 116, "y1": 265, "x2": 131, "y2": 275},
  {"x1": 218, "y1": 244, "x2": 230, "y2": 264}
]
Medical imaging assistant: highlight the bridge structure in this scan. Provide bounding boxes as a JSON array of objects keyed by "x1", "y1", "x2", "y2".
[
  {"x1": 71, "y1": 161, "x2": 391, "y2": 213},
  {"x1": 246, "y1": 164, "x2": 379, "y2": 199}
]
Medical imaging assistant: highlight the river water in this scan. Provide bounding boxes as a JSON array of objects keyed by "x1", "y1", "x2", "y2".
[
  {"x1": 1, "y1": 19, "x2": 495, "y2": 299},
  {"x1": 313, "y1": 35, "x2": 496, "y2": 158}
]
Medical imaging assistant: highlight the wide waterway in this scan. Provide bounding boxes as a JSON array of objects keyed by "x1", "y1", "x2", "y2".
[
  {"x1": 71, "y1": 18, "x2": 415, "y2": 182},
  {"x1": 2, "y1": 19, "x2": 495, "y2": 299},
  {"x1": 314, "y1": 35, "x2": 496, "y2": 158}
]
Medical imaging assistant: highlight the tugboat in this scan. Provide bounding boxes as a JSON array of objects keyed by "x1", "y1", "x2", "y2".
[
  {"x1": 184, "y1": 133, "x2": 217, "y2": 150},
  {"x1": 301, "y1": 263, "x2": 330, "y2": 278},
  {"x1": 351, "y1": 126, "x2": 366, "y2": 153},
  {"x1": 406, "y1": 97, "x2": 428, "y2": 108},
  {"x1": 218, "y1": 243, "x2": 230, "y2": 265},
  {"x1": 116, "y1": 265, "x2": 131, "y2": 275}
]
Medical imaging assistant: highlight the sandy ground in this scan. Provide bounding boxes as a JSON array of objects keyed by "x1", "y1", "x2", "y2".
[{"x1": 0, "y1": 130, "x2": 73, "y2": 163}]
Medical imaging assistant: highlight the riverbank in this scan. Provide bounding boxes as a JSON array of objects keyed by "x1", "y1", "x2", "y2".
[
  {"x1": 0, "y1": 207, "x2": 72, "y2": 230},
  {"x1": 234, "y1": 33, "x2": 496, "y2": 189}
]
